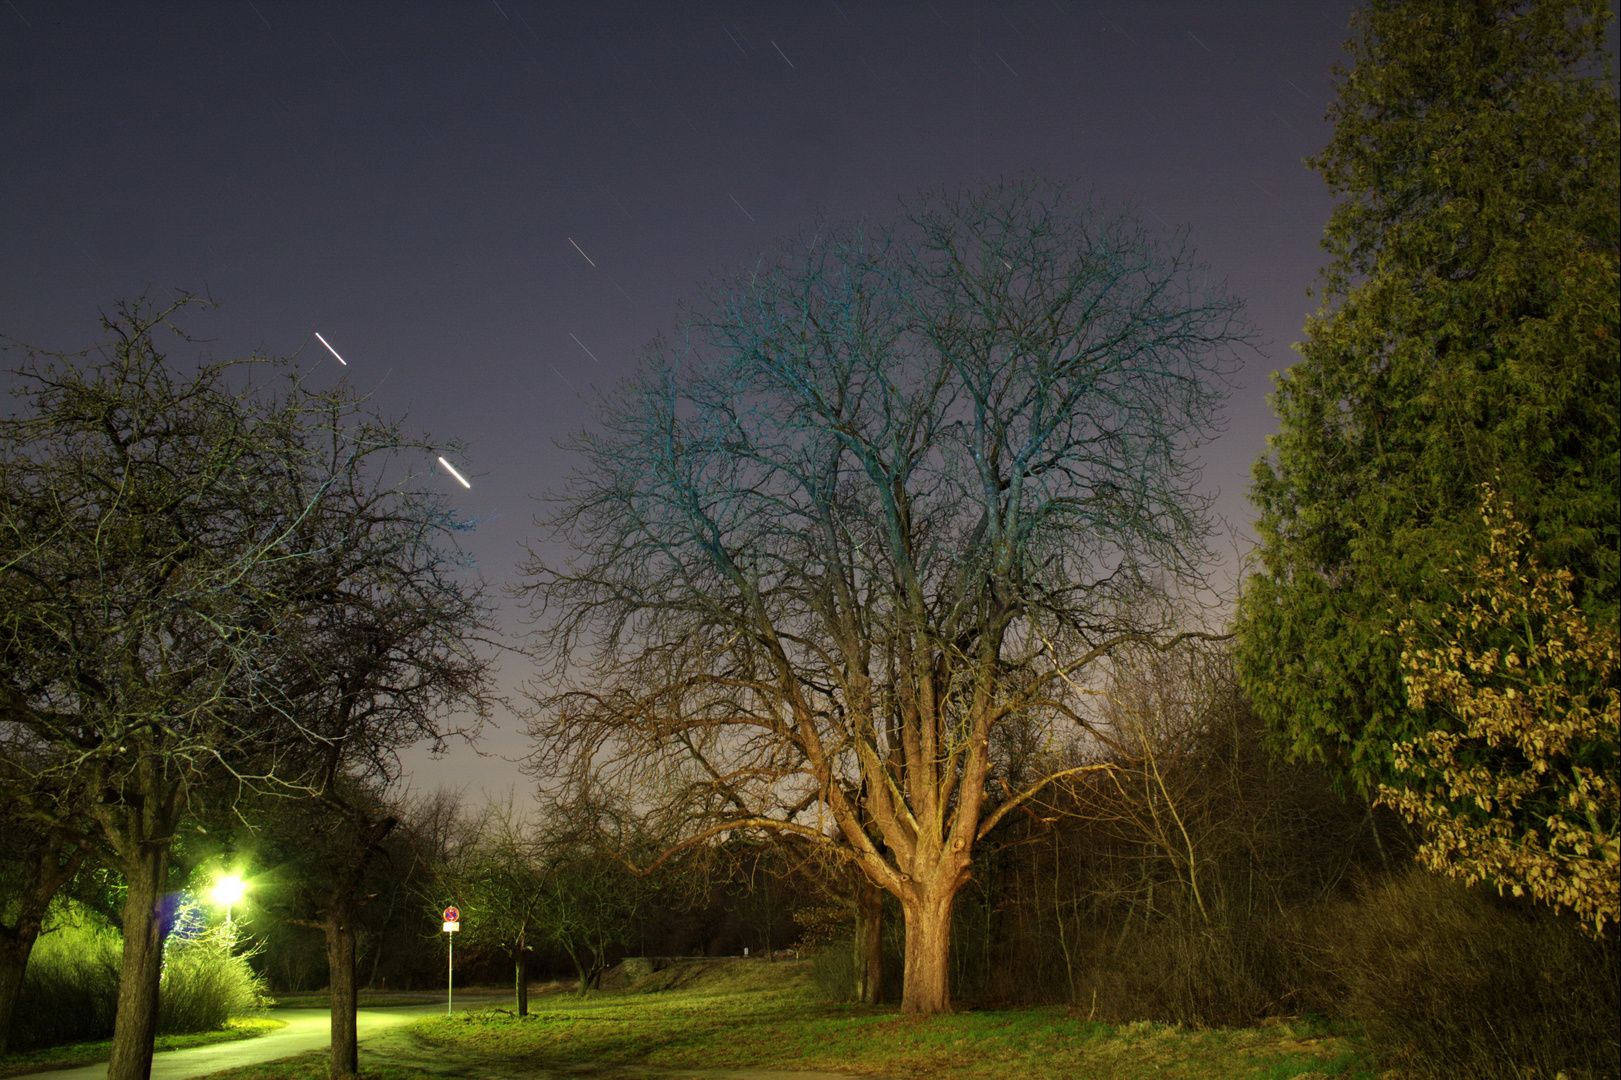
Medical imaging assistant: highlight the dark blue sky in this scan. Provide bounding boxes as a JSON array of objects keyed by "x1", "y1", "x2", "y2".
[{"x1": 2, "y1": 0, "x2": 1354, "y2": 799}]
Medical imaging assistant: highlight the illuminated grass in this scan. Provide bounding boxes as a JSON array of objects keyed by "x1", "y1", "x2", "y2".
[
  {"x1": 0, "y1": 1016, "x2": 286, "y2": 1078},
  {"x1": 413, "y1": 1003, "x2": 1375, "y2": 1080},
  {"x1": 430, "y1": 960, "x2": 1380, "y2": 1079},
  {"x1": 187, "y1": 962, "x2": 1382, "y2": 1080}
]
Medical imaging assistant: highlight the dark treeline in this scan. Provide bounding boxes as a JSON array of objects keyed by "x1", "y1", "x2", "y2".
[
  {"x1": 6, "y1": 656, "x2": 1612, "y2": 1080},
  {"x1": 189, "y1": 642, "x2": 1613, "y2": 1077},
  {"x1": 803, "y1": 644, "x2": 1616, "y2": 1075}
]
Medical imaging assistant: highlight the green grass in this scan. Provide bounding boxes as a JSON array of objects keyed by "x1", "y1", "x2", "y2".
[
  {"x1": 195, "y1": 959, "x2": 1385, "y2": 1080},
  {"x1": 419, "y1": 1008, "x2": 1377, "y2": 1080},
  {"x1": 415, "y1": 960, "x2": 1378, "y2": 1079},
  {"x1": 0, "y1": 1016, "x2": 286, "y2": 1078},
  {"x1": 188, "y1": 1068, "x2": 442, "y2": 1080}
]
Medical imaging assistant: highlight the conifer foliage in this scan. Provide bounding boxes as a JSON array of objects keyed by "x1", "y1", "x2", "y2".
[{"x1": 1235, "y1": 0, "x2": 1620, "y2": 792}]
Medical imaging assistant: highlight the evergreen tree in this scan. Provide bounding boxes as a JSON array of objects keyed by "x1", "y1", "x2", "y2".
[{"x1": 1234, "y1": 0, "x2": 1619, "y2": 792}]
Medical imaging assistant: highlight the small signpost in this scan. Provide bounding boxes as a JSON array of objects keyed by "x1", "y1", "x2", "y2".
[{"x1": 443, "y1": 906, "x2": 460, "y2": 1015}]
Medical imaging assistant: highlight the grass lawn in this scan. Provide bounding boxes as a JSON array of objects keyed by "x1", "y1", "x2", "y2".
[
  {"x1": 0, "y1": 1017, "x2": 286, "y2": 1078},
  {"x1": 196, "y1": 960, "x2": 1383, "y2": 1080}
]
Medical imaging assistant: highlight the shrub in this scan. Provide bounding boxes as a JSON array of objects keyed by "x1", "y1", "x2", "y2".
[
  {"x1": 1322, "y1": 867, "x2": 1618, "y2": 1080},
  {"x1": 807, "y1": 937, "x2": 902, "y2": 1004},
  {"x1": 8, "y1": 908, "x2": 268, "y2": 1052},
  {"x1": 807, "y1": 941, "x2": 854, "y2": 1002},
  {"x1": 1044, "y1": 898, "x2": 1322, "y2": 1029},
  {"x1": 10, "y1": 918, "x2": 122, "y2": 1051},
  {"x1": 158, "y1": 930, "x2": 269, "y2": 1034},
  {"x1": 1102, "y1": 912, "x2": 1301, "y2": 1027}
]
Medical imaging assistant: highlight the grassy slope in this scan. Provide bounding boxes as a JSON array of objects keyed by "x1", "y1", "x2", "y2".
[{"x1": 402, "y1": 959, "x2": 1380, "y2": 1080}]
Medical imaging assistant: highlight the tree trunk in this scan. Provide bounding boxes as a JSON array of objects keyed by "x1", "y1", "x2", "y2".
[
  {"x1": 325, "y1": 902, "x2": 359, "y2": 1079},
  {"x1": 899, "y1": 886, "x2": 955, "y2": 1014},
  {"x1": 586, "y1": 950, "x2": 607, "y2": 993},
  {"x1": 513, "y1": 940, "x2": 529, "y2": 1018},
  {"x1": 106, "y1": 844, "x2": 171, "y2": 1080},
  {"x1": 853, "y1": 879, "x2": 884, "y2": 1005},
  {"x1": 0, "y1": 933, "x2": 33, "y2": 1057},
  {"x1": 0, "y1": 837, "x2": 87, "y2": 1056},
  {"x1": 564, "y1": 946, "x2": 589, "y2": 998}
]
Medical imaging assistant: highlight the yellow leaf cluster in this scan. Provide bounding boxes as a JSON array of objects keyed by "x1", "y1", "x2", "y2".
[{"x1": 1378, "y1": 486, "x2": 1619, "y2": 936}]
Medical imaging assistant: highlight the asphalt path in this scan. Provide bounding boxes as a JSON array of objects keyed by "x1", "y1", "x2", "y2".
[{"x1": 38, "y1": 1002, "x2": 461, "y2": 1080}]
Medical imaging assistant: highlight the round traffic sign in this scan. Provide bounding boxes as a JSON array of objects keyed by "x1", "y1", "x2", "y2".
[{"x1": 443, "y1": 906, "x2": 460, "y2": 922}]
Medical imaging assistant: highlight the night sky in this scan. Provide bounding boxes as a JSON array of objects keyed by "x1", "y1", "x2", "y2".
[{"x1": 2, "y1": 1, "x2": 1357, "y2": 801}]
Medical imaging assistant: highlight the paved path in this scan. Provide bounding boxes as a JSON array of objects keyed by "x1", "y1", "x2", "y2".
[{"x1": 39, "y1": 1003, "x2": 449, "y2": 1080}]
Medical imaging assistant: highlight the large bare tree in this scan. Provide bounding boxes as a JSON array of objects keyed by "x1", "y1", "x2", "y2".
[
  {"x1": 0, "y1": 299, "x2": 492, "y2": 1079},
  {"x1": 522, "y1": 178, "x2": 1250, "y2": 1013}
]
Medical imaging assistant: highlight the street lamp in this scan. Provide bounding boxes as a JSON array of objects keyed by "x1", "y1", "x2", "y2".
[{"x1": 211, "y1": 874, "x2": 247, "y2": 945}]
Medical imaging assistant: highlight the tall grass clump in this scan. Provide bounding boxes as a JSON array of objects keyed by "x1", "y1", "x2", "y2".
[
  {"x1": 158, "y1": 929, "x2": 270, "y2": 1034},
  {"x1": 7, "y1": 908, "x2": 268, "y2": 1053},
  {"x1": 1323, "y1": 867, "x2": 1619, "y2": 1080},
  {"x1": 1064, "y1": 905, "x2": 1314, "y2": 1028},
  {"x1": 9, "y1": 917, "x2": 122, "y2": 1052},
  {"x1": 807, "y1": 942, "x2": 854, "y2": 1001}
]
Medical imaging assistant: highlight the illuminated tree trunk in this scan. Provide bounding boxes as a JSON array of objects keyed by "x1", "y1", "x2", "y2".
[
  {"x1": 899, "y1": 885, "x2": 956, "y2": 1015},
  {"x1": 106, "y1": 844, "x2": 170, "y2": 1080}
]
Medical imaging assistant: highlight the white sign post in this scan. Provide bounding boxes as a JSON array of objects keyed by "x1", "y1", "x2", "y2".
[{"x1": 442, "y1": 906, "x2": 460, "y2": 1015}]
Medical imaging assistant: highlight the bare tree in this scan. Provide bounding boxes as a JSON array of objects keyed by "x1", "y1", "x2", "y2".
[
  {"x1": 522, "y1": 178, "x2": 1250, "y2": 1012},
  {"x1": 253, "y1": 388, "x2": 495, "y2": 1080},
  {"x1": 442, "y1": 796, "x2": 548, "y2": 1016},
  {"x1": 249, "y1": 779, "x2": 409, "y2": 1080},
  {"x1": 0, "y1": 299, "x2": 493, "y2": 1079},
  {"x1": 534, "y1": 793, "x2": 657, "y2": 997}
]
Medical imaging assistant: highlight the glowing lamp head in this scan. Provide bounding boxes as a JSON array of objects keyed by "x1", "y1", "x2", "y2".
[{"x1": 211, "y1": 875, "x2": 247, "y2": 906}]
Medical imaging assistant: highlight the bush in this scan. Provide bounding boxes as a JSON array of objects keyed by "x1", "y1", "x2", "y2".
[
  {"x1": 1322, "y1": 867, "x2": 1619, "y2": 1080},
  {"x1": 158, "y1": 931, "x2": 269, "y2": 1034},
  {"x1": 8, "y1": 911, "x2": 268, "y2": 1052},
  {"x1": 807, "y1": 941, "x2": 853, "y2": 1002},
  {"x1": 963, "y1": 647, "x2": 1395, "y2": 1018},
  {"x1": 1071, "y1": 908, "x2": 1311, "y2": 1028},
  {"x1": 807, "y1": 937, "x2": 902, "y2": 1004},
  {"x1": 10, "y1": 918, "x2": 122, "y2": 1051}
]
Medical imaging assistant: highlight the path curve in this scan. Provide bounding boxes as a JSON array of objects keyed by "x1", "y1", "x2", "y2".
[{"x1": 35, "y1": 1004, "x2": 440, "y2": 1080}]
